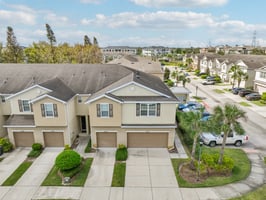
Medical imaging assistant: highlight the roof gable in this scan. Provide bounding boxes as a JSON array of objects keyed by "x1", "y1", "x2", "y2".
[{"x1": 6, "y1": 85, "x2": 51, "y2": 100}]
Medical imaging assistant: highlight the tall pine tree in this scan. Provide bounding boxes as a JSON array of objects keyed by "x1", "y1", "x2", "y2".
[
  {"x1": 3, "y1": 26, "x2": 23, "y2": 63},
  {"x1": 45, "y1": 23, "x2": 57, "y2": 63},
  {"x1": 84, "y1": 35, "x2": 92, "y2": 46}
]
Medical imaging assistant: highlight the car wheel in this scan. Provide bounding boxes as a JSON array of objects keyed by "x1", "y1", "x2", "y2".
[
  {"x1": 209, "y1": 141, "x2": 216, "y2": 147},
  {"x1": 235, "y1": 140, "x2": 242, "y2": 147}
]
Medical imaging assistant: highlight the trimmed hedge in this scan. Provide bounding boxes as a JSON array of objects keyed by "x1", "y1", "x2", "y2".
[
  {"x1": 0, "y1": 138, "x2": 13, "y2": 152},
  {"x1": 55, "y1": 150, "x2": 81, "y2": 171},
  {"x1": 116, "y1": 145, "x2": 128, "y2": 161}
]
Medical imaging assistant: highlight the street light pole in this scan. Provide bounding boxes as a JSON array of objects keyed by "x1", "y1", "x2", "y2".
[
  {"x1": 196, "y1": 85, "x2": 198, "y2": 97},
  {"x1": 197, "y1": 141, "x2": 203, "y2": 181}
]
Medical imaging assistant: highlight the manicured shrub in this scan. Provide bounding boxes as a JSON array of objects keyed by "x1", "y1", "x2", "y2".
[
  {"x1": 28, "y1": 150, "x2": 42, "y2": 158},
  {"x1": 32, "y1": 143, "x2": 42, "y2": 151},
  {"x1": 200, "y1": 74, "x2": 208, "y2": 79},
  {"x1": 64, "y1": 144, "x2": 71, "y2": 150},
  {"x1": 166, "y1": 79, "x2": 174, "y2": 87},
  {"x1": 116, "y1": 145, "x2": 128, "y2": 161},
  {"x1": 214, "y1": 75, "x2": 222, "y2": 83},
  {"x1": 0, "y1": 138, "x2": 13, "y2": 152},
  {"x1": 55, "y1": 150, "x2": 81, "y2": 171}
]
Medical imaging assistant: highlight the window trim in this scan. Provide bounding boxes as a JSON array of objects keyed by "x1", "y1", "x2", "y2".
[
  {"x1": 44, "y1": 103, "x2": 54, "y2": 118},
  {"x1": 22, "y1": 100, "x2": 31, "y2": 112},
  {"x1": 137, "y1": 103, "x2": 160, "y2": 117},
  {"x1": 41, "y1": 103, "x2": 58, "y2": 118},
  {"x1": 100, "y1": 103, "x2": 109, "y2": 118}
]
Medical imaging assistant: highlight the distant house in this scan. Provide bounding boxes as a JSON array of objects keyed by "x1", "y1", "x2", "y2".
[
  {"x1": 108, "y1": 55, "x2": 164, "y2": 80},
  {"x1": 0, "y1": 64, "x2": 178, "y2": 148}
]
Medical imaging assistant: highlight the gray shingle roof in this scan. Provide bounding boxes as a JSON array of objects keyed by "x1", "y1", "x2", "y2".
[
  {"x1": 0, "y1": 64, "x2": 177, "y2": 102},
  {"x1": 39, "y1": 77, "x2": 76, "y2": 102}
]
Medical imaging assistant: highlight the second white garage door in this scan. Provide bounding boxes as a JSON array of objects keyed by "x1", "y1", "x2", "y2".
[{"x1": 127, "y1": 132, "x2": 168, "y2": 148}]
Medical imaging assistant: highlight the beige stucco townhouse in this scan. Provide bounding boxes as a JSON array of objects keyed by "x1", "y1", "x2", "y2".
[{"x1": 0, "y1": 64, "x2": 178, "y2": 148}]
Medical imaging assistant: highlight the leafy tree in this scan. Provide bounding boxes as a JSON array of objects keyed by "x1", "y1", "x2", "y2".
[
  {"x1": 229, "y1": 65, "x2": 248, "y2": 88},
  {"x1": 93, "y1": 36, "x2": 98, "y2": 46},
  {"x1": 261, "y1": 92, "x2": 266, "y2": 103},
  {"x1": 45, "y1": 23, "x2": 56, "y2": 63},
  {"x1": 136, "y1": 47, "x2": 142, "y2": 55},
  {"x1": 3, "y1": 26, "x2": 23, "y2": 63},
  {"x1": 84, "y1": 35, "x2": 92, "y2": 46},
  {"x1": 164, "y1": 67, "x2": 170, "y2": 80},
  {"x1": 210, "y1": 104, "x2": 246, "y2": 164}
]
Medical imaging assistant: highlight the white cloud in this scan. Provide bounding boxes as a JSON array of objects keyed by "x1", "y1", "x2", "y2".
[
  {"x1": 0, "y1": 9, "x2": 36, "y2": 25},
  {"x1": 81, "y1": 11, "x2": 214, "y2": 29},
  {"x1": 130, "y1": 0, "x2": 228, "y2": 8},
  {"x1": 44, "y1": 12, "x2": 70, "y2": 26}
]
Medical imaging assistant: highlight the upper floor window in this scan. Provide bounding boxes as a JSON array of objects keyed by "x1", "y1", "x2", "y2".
[
  {"x1": 96, "y1": 103, "x2": 113, "y2": 118},
  {"x1": 41, "y1": 103, "x2": 58, "y2": 117},
  {"x1": 260, "y1": 72, "x2": 266, "y2": 79},
  {"x1": 18, "y1": 99, "x2": 32, "y2": 112},
  {"x1": 136, "y1": 103, "x2": 160, "y2": 117}
]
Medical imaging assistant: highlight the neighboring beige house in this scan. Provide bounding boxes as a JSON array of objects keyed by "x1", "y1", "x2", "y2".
[
  {"x1": 108, "y1": 55, "x2": 164, "y2": 80},
  {"x1": 0, "y1": 64, "x2": 178, "y2": 148}
]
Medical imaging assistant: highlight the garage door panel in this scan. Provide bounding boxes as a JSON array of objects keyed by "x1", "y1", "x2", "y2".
[
  {"x1": 97, "y1": 132, "x2": 117, "y2": 147},
  {"x1": 44, "y1": 132, "x2": 64, "y2": 147},
  {"x1": 14, "y1": 132, "x2": 34, "y2": 147},
  {"x1": 127, "y1": 132, "x2": 168, "y2": 148}
]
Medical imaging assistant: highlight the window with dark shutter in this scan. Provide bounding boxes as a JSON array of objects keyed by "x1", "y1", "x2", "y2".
[
  {"x1": 96, "y1": 104, "x2": 100, "y2": 117},
  {"x1": 41, "y1": 104, "x2": 45, "y2": 117},
  {"x1": 18, "y1": 100, "x2": 23, "y2": 112},
  {"x1": 30, "y1": 103, "x2": 33, "y2": 112},
  {"x1": 109, "y1": 104, "x2": 113, "y2": 117},
  {"x1": 136, "y1": 103, "x2": 140, "y2": 116},
  {"x1": 53, "y1": 104, "x2": 58, "y2": 117},
  {"x1": 157, "y1": 103, "x2": 160, "y2": 116}
]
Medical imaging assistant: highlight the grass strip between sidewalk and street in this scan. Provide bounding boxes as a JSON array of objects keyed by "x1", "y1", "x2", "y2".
[
  {"x1": 2, "y1": 161, "x2": 33, "y2": 186},
  {"x1": 41, "y1": 158, "x2": 93, "y2": 186},
  {"x1": 111, "y1": 162, "x2": 126, "y2": 187},
  {"x1": 171, "y1": 148, "x2": 251, "y2": 188}
]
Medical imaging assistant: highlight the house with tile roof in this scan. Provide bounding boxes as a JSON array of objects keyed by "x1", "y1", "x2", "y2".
[{"x1": 0, "y1": 64, "x2": 178, "y2": 148}]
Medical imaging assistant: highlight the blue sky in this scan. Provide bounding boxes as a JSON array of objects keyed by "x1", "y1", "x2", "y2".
[{"x1": 1, "y1": 0, "x2": 266, "y2": 47}]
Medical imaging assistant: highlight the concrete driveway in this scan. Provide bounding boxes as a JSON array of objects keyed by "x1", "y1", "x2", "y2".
[
  {"x1": 125, "y1": 148, "x2": 182, "y2": 200},
  {"x1": 1, "y1": 148, "x2": 62, "y2": 200}
]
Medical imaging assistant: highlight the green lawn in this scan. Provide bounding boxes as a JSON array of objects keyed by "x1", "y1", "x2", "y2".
[
  {"x1": 230, "y1": 184, "x2": 266, "y2": 200},
  {"x1": 2, "y1": 161, "x2": 33, "y2": 186},
  {"x1": 171, "y1": 148, "x2": 251, "y2": 188},
  {"x1": 41, "y1": 158, "x2": 93, "y2": 186},
  {"x1": 111, "y1": 162, "x2": 126, "y2": 187},
  {"x1": 251, "y1": 101, "x2": 266, "y2": 106},
  {"x1": 213, "y1": 89, "x2": 225, "y2": 94},
  {"x1": 239, "y1": 102, "x2": 252, "y2": 107}
]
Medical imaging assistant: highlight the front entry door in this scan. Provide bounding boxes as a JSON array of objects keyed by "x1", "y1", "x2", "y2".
[{"x1": 80, "y1": 116, "x2": 86, "y2": 133}]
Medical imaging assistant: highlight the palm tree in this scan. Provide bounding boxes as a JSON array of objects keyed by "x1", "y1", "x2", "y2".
[
  {"x1": 237, "y1": 71, "x2": 248, "y2": 88},
  {"x1": 211, "y1": 104, "x2": 246, "y2": 164},
  {"x1": 179, "y1": 74, "x2": 191, "y2": 87},
  {"x1": 179, "y1": 109, "x2": 208, "y2": 168},
  {"x1": 229, "y1": 65, "x2": 248, "y2": 88},
  {"x1": 171, "y1": 70, "x2": 179, "y2": 86}
]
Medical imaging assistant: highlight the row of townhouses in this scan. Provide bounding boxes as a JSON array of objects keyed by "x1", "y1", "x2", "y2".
[
  {"x1": 184, "y1": 54, "x2": 266, "y2": 94},
  {"x1": 0, "y1": 63, "x2": 178, "y2": 149}
]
